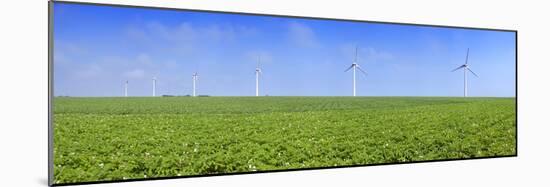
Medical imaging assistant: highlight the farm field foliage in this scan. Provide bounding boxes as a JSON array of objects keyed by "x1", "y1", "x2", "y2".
[{"x1": 53, "y1": 97, "x2": 516, "y2": 184}]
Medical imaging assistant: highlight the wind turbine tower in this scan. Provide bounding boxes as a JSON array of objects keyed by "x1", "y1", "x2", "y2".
[
  {"x1": 152, "y1": 77, "x2": 156, "y2": 97},
  {"x1": 452, "y1": 48, "x2": 479, "y2": 97},
  {"x1": 344, "y1": 46, "x2": 367, "y2": 96},
  {"x1": 124, "y1": 80, "x2": 128, "y2": 97},
  {"x1": 255, "y1": 56, "x2": 262, "y2": 97},
  {"x1": 192, "y1": 72, "x2": 198, "y2": 97}
]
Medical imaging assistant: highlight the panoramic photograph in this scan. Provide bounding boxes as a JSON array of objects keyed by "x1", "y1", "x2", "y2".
[{"x1": 51, "y1": 2, "x2": 516, "y2": 185}]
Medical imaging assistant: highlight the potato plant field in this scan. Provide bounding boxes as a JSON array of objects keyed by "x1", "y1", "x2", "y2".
[{"x1": 53, "y1": 97, "x2": 516, "y2": 184}]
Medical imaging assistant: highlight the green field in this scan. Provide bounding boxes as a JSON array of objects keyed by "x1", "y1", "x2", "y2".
[{"x1": 53, "y1": 97, "x2": 516, "y2": 184}]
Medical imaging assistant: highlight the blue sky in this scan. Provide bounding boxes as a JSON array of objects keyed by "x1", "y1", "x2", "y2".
[{"x1": 53, "y1": 3, "x2": 516, "y2": 97}]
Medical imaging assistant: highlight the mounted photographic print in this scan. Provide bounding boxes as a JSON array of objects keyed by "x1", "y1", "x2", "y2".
[{"x1": 49, "y1": 1, "x2": 517, "y2": 185}]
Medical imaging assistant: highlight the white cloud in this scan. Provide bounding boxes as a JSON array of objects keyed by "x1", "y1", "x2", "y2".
[
  {"x1": 175, "y1": 22, "x2": 197, "y2": 41},
  {"x1": 123, "y1": 69, "x2": 145, "y2": 79},
  {"x1": 125, "y1": 21, "x2": 258, "y2": 58},
  {"x1": 339, "y1": 44, "x2": 394, "y2": 64},
  {"x1": 127, "y1": 21, "x2": 257, "y2": 44},
  {"x1": 244, "y1": 50, "x2": 274, "y2": 65},
  {"x1": 147, "y1": 21, "x2": 196, "y2": 42},
  {"x1": 162, "y1": 60, "x2": 178, "y2": 68},
  {"x1": 74, "y1": 64, "x2": 102, "y2": 79},
  {"x1": 54, "y1": 51, "x2": 69, "y2": 64},
  {"x1": 287, "y1": 22, "x2": 320, "y2": 48},
  {"x1": 58, "y1": 41, "x2": 86, "y2": 54},
  {"x1": 54, "y1": 41, "x2": 87, "y2": 65},
  {"x1": 136, "y1": 53, "x2": 152, "y2": 65},
  {"x1": 363, "y1": 47, "x2": 394, "y2": 61},
  {"x1": 204, "y1": 25, "x2": 232, "y2": 41},
  {"x1": 126, "y1": 27, "x2": 148, "y2": 41}
]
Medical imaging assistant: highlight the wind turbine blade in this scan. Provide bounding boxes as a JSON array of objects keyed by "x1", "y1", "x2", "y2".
[
  {"x1": 344, "y1": 64, "x2": 354, "y2": 72},
  {"x1": 467, "y1": 67, "x2": 479, "y2": 77},
  {"x1": 465, "y1": 48, "x2": 469, "y2": 65},
  {"x1": 451, "y1": 65, "x2": 465, "y2": 72},
  {"x1": 356, "y1": 66, "x2": 367, "y2": 76}
]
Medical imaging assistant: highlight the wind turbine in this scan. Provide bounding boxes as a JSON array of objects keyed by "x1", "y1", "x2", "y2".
[
  {"x1": 192, "y1": 72, "x2": 198, "y2": 97},
  {"x1": 452, "y1": 48, "x2": 479, "y2": 97},
  {"x1": 255, "y1": 56, "x2": 262, "y2": 97},
  {"x1": 344, "y1": 46, "x2": 367, "y2": 96},
  {"x1": 152, "y1": 77, "x2": 156, "y2": 97},
  {"x1": 124, "y1": 80, "x2": 128, "y2": 97}
]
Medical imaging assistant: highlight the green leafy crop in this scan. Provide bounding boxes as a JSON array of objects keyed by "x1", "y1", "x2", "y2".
[{"x1": 53, "y1": 97, "x2": 516, "y2": 184}]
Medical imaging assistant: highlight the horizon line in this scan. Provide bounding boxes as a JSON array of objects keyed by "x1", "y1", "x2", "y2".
[{"x1": 54, "y1": 95, "x2": 516, "y2": 98}]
